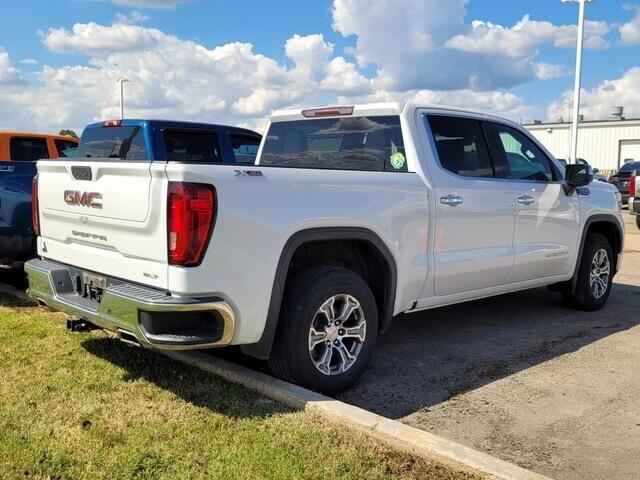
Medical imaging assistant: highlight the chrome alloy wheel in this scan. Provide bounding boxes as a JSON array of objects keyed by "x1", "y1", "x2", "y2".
[
  {"x1": 308, "y1": 294, "x2": 366, "y2": 376},
  {"x1": 590, "y1": 248, "x2": 610, "y2": 299}
]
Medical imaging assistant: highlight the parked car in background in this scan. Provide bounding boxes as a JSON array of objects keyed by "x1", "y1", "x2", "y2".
[
  {"x1": 27, "y1": 104, "x2": 623, "y2": 394},
  {"x1": 0, "y1": 132, "x2": 78, "y2": 269},
  {"x1": 628, "y1": 168, "x2": 640, "y2": 228},
  {"x1": 608, "y1": 161, "x2": 640, "y2": 206}
]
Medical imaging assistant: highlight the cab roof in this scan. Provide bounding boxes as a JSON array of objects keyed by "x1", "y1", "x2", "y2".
[
  {"x1": 0, "y1": 131, "x2": 79, "y2": 142},
  {"x1": 270, "y1": 101, "x2": 514, "y2": 126},
  {"x1": 83, "y1": 119, "x2": 260, "y2": 137}
]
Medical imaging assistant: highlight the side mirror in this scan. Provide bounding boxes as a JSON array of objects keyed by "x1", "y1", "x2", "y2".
[
  {"x1": 564, "y1": 163, "x2": 593, "y2": 195},
  {"x1": 593, "y1": 167, "x2": 600, "y2": 174}
]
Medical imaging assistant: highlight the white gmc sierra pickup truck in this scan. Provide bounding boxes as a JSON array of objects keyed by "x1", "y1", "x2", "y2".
[{"x1": 26, "y1": 103, "x2": 624, "y2": 393}]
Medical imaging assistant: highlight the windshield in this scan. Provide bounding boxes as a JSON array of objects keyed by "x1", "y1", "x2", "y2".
[
  {"x1": 260, "y1": 115, "x2": 407, "y2": 172},
  {"x1": 76, "y1": 126, "x2": 147, "y2": 160}
]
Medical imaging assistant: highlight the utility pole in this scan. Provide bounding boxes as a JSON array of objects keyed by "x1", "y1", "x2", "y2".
[
  {"x1": 562, "y1": 0, "x2": 593, "y2": 164},
  {"x1": 117, "y1": 78, "x2": 131, "y2": 119}
]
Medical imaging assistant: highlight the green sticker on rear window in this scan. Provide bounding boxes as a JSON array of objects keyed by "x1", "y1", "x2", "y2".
[{"x1": 390, "y1": 152, "x2": 406, "y2": 170}]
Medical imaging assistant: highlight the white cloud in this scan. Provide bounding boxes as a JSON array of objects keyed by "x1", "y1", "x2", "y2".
[
  {"x1": 0, "y1": 26, "x2": 350, "y2": 132},
  {"x1": 115, "y1": 10, "x2": 150, "y2": 25},
  {"x1": 0, "y1": 49, "x2": 23, "y2": 84},
  {"x1": 547, "y1": 67, "x2": 640, "y2": 121},
  {"x1": 0, "y1": 0, "x2": 620, "y2": 134},
  {"x1": 320, "y1": 57, "x2": 372, "y2": 95},
  {"x1": 42, "y1": 22, "x2": 165, "y2": 54},
  {"x1": 332, "y1": 0, "x2": 550, "y2": 92},
  {"x1": 445, "y1": 15, "x2": 610, "y2": 58},
  {"x1": 619, "y1": 9, "x2": 640, "y2": 45},
  {"x1": 19, "y1": 58, "x2": 38, "y2": 65},
  {"x1": 284, "y1": 34, "x2": 334, "y2": 79},
  {"x1": 533, "y1": 62, "x2": 569, "y2": 80}
]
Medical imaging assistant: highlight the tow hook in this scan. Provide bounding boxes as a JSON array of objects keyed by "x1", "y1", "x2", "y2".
[{"x1": 66, "y1": 317, "x2": 97, "y2": 332}]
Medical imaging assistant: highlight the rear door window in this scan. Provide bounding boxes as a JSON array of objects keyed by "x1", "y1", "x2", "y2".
[
  {"x1": 77, "y1": 126, "x2": 147, "y2": 160},
  {"x1": 260, "y1": 115, "x2": 407, "y2": 172},
  {"x1": 229, "y1": 134, "x2": 260, "y2": 165},
  {"x1": 54, "y1": 139, "x2": 79, "y2": 158},
  {"x1": 9, "y1": 137, "x2": 50, "y2": 161},
  {"x1": 427, "y1": 115, "x2": 494, "y2": 178},
  {"x1": 163, "y1": 130, "x2": 222, "y2": 164}
]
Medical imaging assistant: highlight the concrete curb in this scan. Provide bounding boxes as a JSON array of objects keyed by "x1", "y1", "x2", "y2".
[{"x1": 164, "y1": 351, "x2": 553, "y2": 480}]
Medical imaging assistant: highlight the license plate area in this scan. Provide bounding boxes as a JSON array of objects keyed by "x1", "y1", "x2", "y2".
[{"x1": 80, "y1": 272, "x2": 106, "y2": 303}]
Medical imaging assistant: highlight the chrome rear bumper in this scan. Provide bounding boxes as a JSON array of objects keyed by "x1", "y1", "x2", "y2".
[{"x1": 25, "y1": 258, "x2": 235, "y2": 350}]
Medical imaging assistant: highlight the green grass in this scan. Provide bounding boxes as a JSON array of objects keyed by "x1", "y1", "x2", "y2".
[{"x1": 0, "y1": 292, "x2": 477, "y2": 480}]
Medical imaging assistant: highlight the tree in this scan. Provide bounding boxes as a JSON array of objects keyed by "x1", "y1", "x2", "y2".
[{"x1": 59, "y1": 129, "x2": 78, "y2": 139}]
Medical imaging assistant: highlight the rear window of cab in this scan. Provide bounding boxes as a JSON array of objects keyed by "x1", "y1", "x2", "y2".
[
  {"x1": 77, "y1": 126, "x2": 146, "y2": 160},
  {"x1": 260, "y1": 115, "x2": 408, "y2": 172}
]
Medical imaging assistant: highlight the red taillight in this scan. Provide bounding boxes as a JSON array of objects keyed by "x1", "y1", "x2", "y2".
[
  {"x1": 630, "y1": 174, "x2": 636, "y2": 197},
  {"x1": 103, "y1": 119, "x2": 122, "y2": 127},
  {"x1": 167, "y1": 182, "x2": 216, "y2": 266},
  {"x1": 32, "y1": 175, "x2": 40, "y2": 236}
]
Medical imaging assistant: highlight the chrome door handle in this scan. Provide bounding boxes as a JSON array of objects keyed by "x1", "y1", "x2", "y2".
[
  {"x1": 440, "y1": 194, "x2": 463, "y2": 206},
  {"x1": 517, "y1": 195, "x2": 535, "y2": 205}
]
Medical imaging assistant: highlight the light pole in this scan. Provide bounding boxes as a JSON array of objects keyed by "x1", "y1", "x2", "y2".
[
  {"x1": 562, "y1": 0, "x2": 593, "y2": 164},
  {"x1": 117, "y1": 78, "x2": 131, "y2": 119}
]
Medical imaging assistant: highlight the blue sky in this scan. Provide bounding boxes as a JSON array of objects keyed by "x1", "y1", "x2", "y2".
[{"x1": 0, "y1": 0, "x2": 638, "y2": 132}]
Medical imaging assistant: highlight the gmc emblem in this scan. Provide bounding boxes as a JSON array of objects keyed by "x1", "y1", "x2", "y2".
[{"x1": 64, "y1": 190, "x2": 103, "y2": 209}]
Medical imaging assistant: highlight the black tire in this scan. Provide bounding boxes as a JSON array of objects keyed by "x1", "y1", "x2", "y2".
[
  {"x1": 268, "y1": 266, "x2": 378, "y2": 394},
  {"x1": 636, "y1": 215, "x2": 640, "y2": 230},
  {"x1": 563, "y1": 232, "x2": 614, "y2": 311}
]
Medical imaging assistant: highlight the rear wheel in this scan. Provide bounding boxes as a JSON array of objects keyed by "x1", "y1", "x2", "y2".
[
  {"x1": 268, "y1": 266, "x2": 378, "y2": 394},
  {"x1": 636, "y1": 215, "x2": 640, "y2": 230},
  {"x1": 563, "y1": 233, "x2": 613, "y2": 311}
]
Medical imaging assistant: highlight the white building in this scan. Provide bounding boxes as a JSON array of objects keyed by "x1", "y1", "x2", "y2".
[{"x1": 525, "y1": 117, "x2": 640, "y2": 175}]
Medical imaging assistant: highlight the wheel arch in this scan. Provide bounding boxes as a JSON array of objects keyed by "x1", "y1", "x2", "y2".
[
  {"x1": 570, "y1": 214, "x2": 623, "y2": 292},
  {"x1": 240, "y1": 227, "x2": 398, "y2": 360}
]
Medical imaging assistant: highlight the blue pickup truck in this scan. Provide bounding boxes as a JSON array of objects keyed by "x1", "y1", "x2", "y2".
[
  {"x1": 0, "y1": 132, "x2": 78, "y2": 269},
  {"x1": 75, "y1": 119, "x2": 262, "y2": 164}
]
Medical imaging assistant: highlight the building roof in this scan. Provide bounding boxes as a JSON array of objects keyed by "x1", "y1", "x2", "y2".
[{"x1": 525, "y1": 118, "x2": 640, "y2": 129}]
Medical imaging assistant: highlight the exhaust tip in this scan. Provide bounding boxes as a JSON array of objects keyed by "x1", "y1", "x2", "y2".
[{"x1": 117, "y1": 329, "x2": 141, "y2": 347}]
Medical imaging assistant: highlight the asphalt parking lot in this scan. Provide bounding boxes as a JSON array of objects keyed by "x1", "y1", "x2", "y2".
[{"x1": 339, "y1": 213, "x2": 640, "y2": 480}]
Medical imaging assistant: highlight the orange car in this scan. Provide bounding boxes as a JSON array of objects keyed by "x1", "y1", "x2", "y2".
[{"x1": 0, "y1": 131, "x2": 78, "y2": 161}]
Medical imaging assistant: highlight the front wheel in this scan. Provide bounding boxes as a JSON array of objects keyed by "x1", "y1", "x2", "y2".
[
  {"x1": 636, "y1": 215, "x2": 640, "y2": 230},
  {"x1": 563, "y1": 232, "x2": 614, "y2": 311},
  {"x1": 268, "y1": 266, "x2": 378, "y2": 394}
]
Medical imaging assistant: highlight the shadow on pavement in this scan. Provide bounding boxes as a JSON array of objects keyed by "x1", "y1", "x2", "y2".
[{"x1": 338, "y1": 282, "x2": 640, "y2": 419}]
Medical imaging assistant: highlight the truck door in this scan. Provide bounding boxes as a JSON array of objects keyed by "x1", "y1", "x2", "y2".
[
  {"x1": 423, "y1": 114, "x2": 516, "y2": 296},
  {"x1": 486, "y1": 121, "x2": 579, "y2": 282}
]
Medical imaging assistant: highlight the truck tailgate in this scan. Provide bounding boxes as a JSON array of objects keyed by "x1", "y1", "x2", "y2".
[{"x1": 37, "y1": 160, "x2": 169, "y2": 289}]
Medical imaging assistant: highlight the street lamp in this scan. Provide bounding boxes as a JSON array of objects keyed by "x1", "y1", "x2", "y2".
[
  {"x1": 116, "y1": 78, "x2": 131, "y2": 120},
  {"x1": 562, "y1": 0, "x2": 593, "y2": 164}
]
